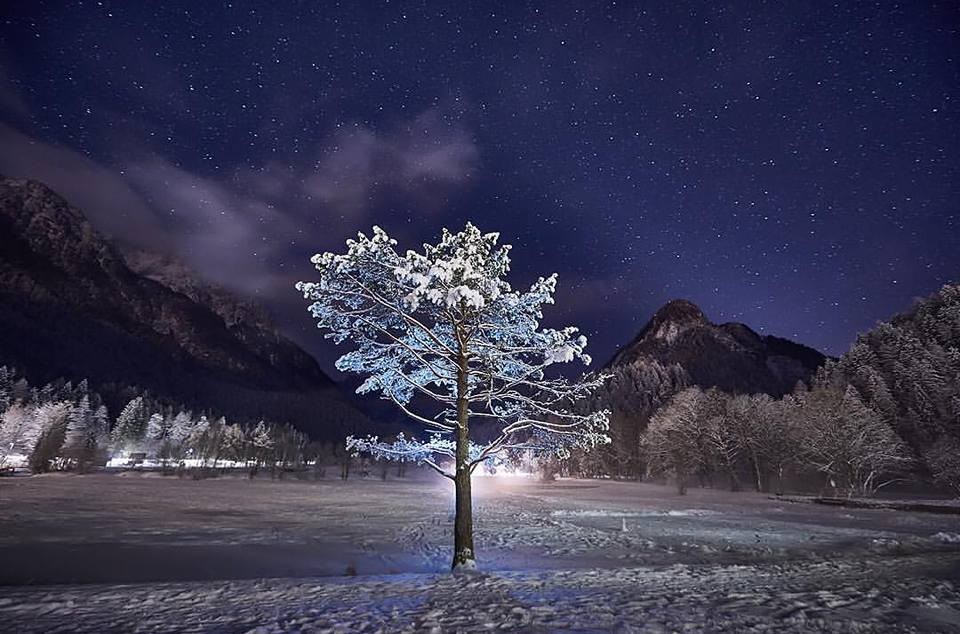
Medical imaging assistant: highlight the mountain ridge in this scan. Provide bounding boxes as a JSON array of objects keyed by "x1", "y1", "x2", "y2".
[
  {"x1": 606, "y1": 298, "x2": 827, "y2": 395},
  {"x1": 583, "y1": 298, "x2": 827, "y2": 477},
  {"x1": 0, "y1": 175, "x2": 366, "y2": 437}
]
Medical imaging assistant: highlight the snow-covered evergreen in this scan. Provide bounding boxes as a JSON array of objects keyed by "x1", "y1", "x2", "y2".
[
  {"x1": 0, "y1": 367, "x2": 315, "y2": 474},
  {"x1": 112, "y1": 396, "x2": 147, "y2": 451},
  {"x1": 298, "y1": 223, "x2": 610, "y2": 568}
]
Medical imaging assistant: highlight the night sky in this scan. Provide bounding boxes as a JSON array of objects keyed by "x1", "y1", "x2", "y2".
[{"x1": 0, "y1": 2, "x2": 957, "y2": 373}]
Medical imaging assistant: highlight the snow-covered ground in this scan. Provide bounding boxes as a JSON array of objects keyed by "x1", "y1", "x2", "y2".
[{"x1": 1, "y1": 472, "x2": 958, "y2": 632}]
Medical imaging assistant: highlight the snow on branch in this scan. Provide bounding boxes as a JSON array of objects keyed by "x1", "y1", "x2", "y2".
[{"x1": 298, "y1": 222, "x2": 611, "y2": 468}]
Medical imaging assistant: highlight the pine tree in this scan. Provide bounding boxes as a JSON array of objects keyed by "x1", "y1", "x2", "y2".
[
  {"x1": 64, "y1": 395, "x2": 96, "y2": 470},
  {"x1": 91, "y1": 404, "x2": 110, "y2": 465},
  {"x1": 187, "y1": 415, "x2": 210, "y2": 456},
  {"x1": 27, "y1": 402, "x2": 71, "y2": 473},
  {"x1": 298, "y1": 224, "x2": 610, "y2": 569},
  {"x1": 222, "y1": 424, "x2": 246, "y2": 465},
  {"x1": 0, "y1": 403, "x2": 31, "y2": 465},
  {"x1": 111, "y1": 396, "x2": 147, "y2": 453},
  {"x1": 165, "y1": 410, "x2": 193, "y2": 461},
  {"x1": 65, "y1": 396, "x2": 92, "y2": 449},
  {"x1": 0, "y1": 366, "x2": 15, "y2": 412},
  {"x1": 145, "y1": 412, "x2": 167, "y2": 457}
]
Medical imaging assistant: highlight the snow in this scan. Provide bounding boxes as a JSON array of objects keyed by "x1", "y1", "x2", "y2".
[
  {"x1": 551, "y1": 508, "x2": 721, "y2": 518},
  {"x1": 1, "y1": 452, "x2": 27, "y2": 467},
  {"x1": 0, "y1": 473, "x2": 958, "y2": 632},
  {"x1": 300, "y1": 223, "x2": 610, "y2": 470},
  {"x1": 934, "y1": 532, "x2": 960, "y2": 544}
]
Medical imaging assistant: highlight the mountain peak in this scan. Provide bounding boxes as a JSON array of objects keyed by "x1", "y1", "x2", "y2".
[
  {"x1": 607, "y1": 298, "x2": 825, "y2": 397},
  {"x1": 649, "y1": 298, "x2": 706, "y2": 329},
  {"x1": 636, "y1": 299, "x2": 709, "y2": 345}
]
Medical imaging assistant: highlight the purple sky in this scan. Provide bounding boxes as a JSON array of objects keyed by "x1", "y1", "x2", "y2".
[{"x1": 0, "y1": 2, "x2": 957, "y2": 374}]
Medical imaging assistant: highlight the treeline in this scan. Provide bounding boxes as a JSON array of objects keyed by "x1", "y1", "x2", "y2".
[
  {"x1": 641, "y1": 384, "x2": 910, "y2": 497},
  {"x1": 568, "y1": 284, "x2": 959, "y2": 497},
  {"x1": 579, "y1": 360, "x2": 688, "y2": 478},
  {"x1": 0, "y1": 368, "x2": 350, "y2": 476},
  {"x1": 0, "y1": 286, "x2": 369, "y2": 441},
  {"x1": 826, "y1": 284, "x2": 960, "y2": 495}
]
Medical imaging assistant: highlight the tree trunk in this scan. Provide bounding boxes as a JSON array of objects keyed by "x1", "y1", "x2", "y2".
[
  {"x1": 749, "y1": 452, "x2": 763, "y2": 492},
  {"x1": 453, "y1": 458, "x2": 474, "y2": 570},
  {"x1": 452, "y1": 353, "x2": 475, "y2": 571},
  {"x1": 725, "y1": 461, "x2": 741, "y2": 492}
]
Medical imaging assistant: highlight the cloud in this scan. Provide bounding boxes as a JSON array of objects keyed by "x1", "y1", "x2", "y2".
[
  {"x1": 124, "y1": 156, "x2": 297, "y2": 295},
  {"x1": 0, "y1": 122, "x2": 294, "y2": 295},
  {"x1": 0, "y1": 123, "x2": 171, "y2": 249},
  {"x1": 303, "y1": 109, "x2": 479, "y2": 216},
  {"x1": 0, "y1": 106, "x2": 479, "y2": 304}
]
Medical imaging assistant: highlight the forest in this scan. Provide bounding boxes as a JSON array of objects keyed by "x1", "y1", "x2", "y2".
[
  {"x1": 2, "y1": 283, "x2": 957, "y2": 499},
  {"x1": 0, "y1": 369, "x2": 362, "y2": 479},
  {"x1": 573, "y1": 284, "x2": 960, "y2": 497}
]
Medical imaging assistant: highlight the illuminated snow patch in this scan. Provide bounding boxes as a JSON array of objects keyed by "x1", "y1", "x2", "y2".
[
  {"x1": 551, "y1": 509, "x2": 722, "y2": 518},
  {"x1": 473, "y1": 469, "x2": 536, "y2": 478},
  {"x1": 933, "y1": 532, "x2": 960, "y2": 544}
]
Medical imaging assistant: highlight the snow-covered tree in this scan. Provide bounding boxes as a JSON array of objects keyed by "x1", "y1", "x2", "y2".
[
  {"x1": 643, "y1": 387, "x2": 711, "y2": 494},
  {"x1": 700, "y1": 389, "x2": 743, "y2": 491},
  {"x1": 196, "y1": 416, "x2": 228, "y2": 467},
  {"x1": 10, "y1": 378, "x2": 29, "y2": 405},
  {"x1": 251, "y1": 420, "x2": 274, "y2": 466},
  {"x1": 585, "y1": 359, "x2": 689, "y2": 478},
  {"x1": 112, "y1": 396, "x2": 148, "y2": 453},
  {"x1": 27, "y1": 402, "x2": 71, "y2": 472},
  {"x1": 272, "y1": 423, "x2": 305, "y2": 471},
  {"x1": 0, "y1": 366, "x2": 16, "y2": 412},
  {"x1": 64, "y1": 395, "x2": 100, "y2": 471},
  {"x1": 168, "y1": 411, "x2": 192, "y2": 443},
  {"x1": 796, "y1": 385, "x2": 911, "y2": 496},
  {"x1": 746, "y1": 393, "x2": 800, "y2": 494},
  {"x1": 923, "y1": 435, "x2": 960, "y2": 496},
  {"x1": 222, "y1": 423, "x2": 247, "y2": 465},
  {"x1": 297, "y1": 223, "x2": 610, "y2": 569},
  {"x1": 146, "y1": 412, "x2": 168, "y2": 453},
  {"x1": 186, "y1": 415, "x2": 210, "y2": 459},
  {"x1": 65, "y1": 396, "x2": 91, "y2": 446},
  {"x1": 827, "y1": 284, "x2": 960, "y2": 482},
  {"x1": 0, "y1": 402, "x2": 31, "y2": 465},
  {"x1": 720, "y1": 392, "x2": 800, "y2": 494},
  {"x1": 91, "y1": 405, "x2": 110, "y2": 461}
]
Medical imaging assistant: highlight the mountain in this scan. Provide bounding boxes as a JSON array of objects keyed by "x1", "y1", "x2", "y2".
[
  {"x1": 608, "y1": 299, "x2": 826, "y2": 396},
  {"x1": 584, "y1": 299, "x2": 827, "y2": 476},
  {"x1": 0, "y1": 175, "x2": 366, "y2": 437},
  {"x1": 120, "y1": 247, "x2": 324, "y2": 384}
]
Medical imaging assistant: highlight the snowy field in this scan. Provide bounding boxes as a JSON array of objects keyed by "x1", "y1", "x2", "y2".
[{"x1": 1, "y1": 472, "x2": 959, "y2": 632}]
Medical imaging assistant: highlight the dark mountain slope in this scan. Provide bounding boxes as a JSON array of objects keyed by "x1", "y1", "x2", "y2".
[
  {"x1": 609, "y1": 299, "x2": 827, "y2": 396},
  {"x1": 0, "y1": 175, "x2": 366, "y2": 437},
  {"x1": 583, "y1": 299, "x2": 827, "y2": 477}
]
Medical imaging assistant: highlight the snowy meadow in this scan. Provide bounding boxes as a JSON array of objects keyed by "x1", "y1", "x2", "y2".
[{"x1": 1, "y1": 471, "x2": 958, "y2": 632}]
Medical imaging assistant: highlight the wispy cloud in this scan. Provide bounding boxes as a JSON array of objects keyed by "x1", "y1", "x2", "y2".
[
  {"x1": 303, "y1": 109, "x2": 479, "y2": 216},
  {"x1": 0, "y1": 106, "x2": 479, "y2": 301},
  {"x1": 123, "y1": 156, "x2": 296, "y2": 294},
  {"x1": 0, "y1": 123, "x2": 170, "y2": 248}
]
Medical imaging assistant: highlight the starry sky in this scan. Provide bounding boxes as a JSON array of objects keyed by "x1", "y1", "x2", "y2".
[{"x1": 0, "y1": 1, "x2": 957, "y2": 373}]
